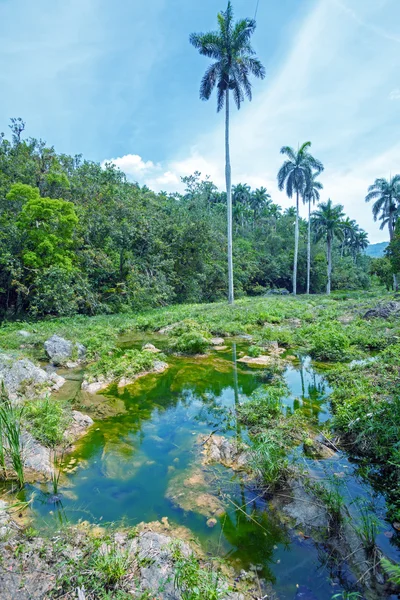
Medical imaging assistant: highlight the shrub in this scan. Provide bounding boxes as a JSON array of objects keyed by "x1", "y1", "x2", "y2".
[
  {"x1": 24, "y1": 397, "x2": 71, "y2": 447},
  {"x1": 168, "y1": 320, "x2": 211, "y2": 354},
  {"x1": 86, "y1": 349, "x2": 156, "y2": 382},
  {"x1": 308, "y1": 323, "x2": 351, "y2": 362},
  {"x1": 238, "y1": 384, "x2": 287, "y2": 429}
]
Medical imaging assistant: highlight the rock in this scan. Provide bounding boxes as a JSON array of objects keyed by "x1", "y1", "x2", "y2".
[
  {"x1": 166, "y1": 466, "x2": 225, "y2": 518},
  {"x1": 0, "y1": 354, "x2": 65, "y2": 399},
  {"x1": 237, "y1": 355, "x2": 272, "y2": 366},
  {"x1": 17, "y1": 330, "x2": 31, "y2": 338},
  {"x1": 143, "y1": 343, "x2": 161, "y2": 353},
  {"x1": 64, "y1": 411, "x2": 94, "y2": 442},
  {"x1": 0, "y1": 500, "x2": 13, "y2": 539},
  {"x1": 363, "y1": 301, "x2": 400, "y2": 320},
  {"x1": 201, "y1": 435, "x2": 249, "y2": 471},
  {"x1": 276, "y1": 479, "x2": 328, "y2": 532},
  {"x1": 44, "y1": 335, "x2": 86, "y2": 366},
  {"x1": 21, "y1": 431, "x2": 53, "y2": 478},
  {"x1": 210, "y1": 337, "x2": 225, "y2": 346},
  {"x1": 206, "y1": 517, "x2": 217, "y2": 528},
  {"x1": 303, "y1": 436, "x2": 337, "y2": 460}
]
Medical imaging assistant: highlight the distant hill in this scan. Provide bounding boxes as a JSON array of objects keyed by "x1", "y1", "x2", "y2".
[{"x1": 366, "y1": 242, "x2": 389, "y2": 258}]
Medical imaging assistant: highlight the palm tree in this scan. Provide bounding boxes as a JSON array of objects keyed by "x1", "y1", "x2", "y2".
[
  {"x1": 340, "y1": 217, "x2": 357, "y2": 258},
  {"x1": 365, "y1": 175, "x2": 400, "y2": 289},
  {"x1": 232, "y1": 183, "x2": 251, "y2": 228},
  {"x1": 312, "y1": 199, "x2": 344, "y2": 295},
  {"x1": 303, "y1": 172, "x2": 323, "y2": 294},
  {"x1": 277, "y1": 142, "x2": 323, "y2": 295},
  {"x1": 250, "y1": 187, "x2": 271, "y2": 223},
  {"x1": 190, "y1": 3, "x2": 265, "y2": 305}
]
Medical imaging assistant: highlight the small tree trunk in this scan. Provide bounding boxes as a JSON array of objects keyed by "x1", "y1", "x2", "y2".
[
  {"x1": 225, "y1": 90, "x2": 234, "y2": 305},
  {"x1": 327, "y1": 234, "x2": 332, "y2": 295},
  {"x1": 306, "y1": 198, "x2": 311, "y2": 294},
  {"x1": 389, "y1": 219, "x2": 398, "y2": 291},
  {"x1": 293, "y1": 191, "x2": 299, "y2": 295}
]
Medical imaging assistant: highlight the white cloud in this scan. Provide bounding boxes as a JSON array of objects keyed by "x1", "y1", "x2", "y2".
[
  {"x1": 389, "y1": 88, "x2": 400, "y2": 100},
  {"x1": 103, "y1": 154, "x2": 157, "y2": 177}
]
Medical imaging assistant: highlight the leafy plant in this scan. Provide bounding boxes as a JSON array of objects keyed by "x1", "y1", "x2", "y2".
[
  {"x1": 381, "y1": 557, "x2": 400, "y2": 585},
  {"x1": 0, "y1": 384, "x2": 24, "y2": 487},
  {"x1": 173, "y1": 546, "x2": 224, "y2": 600},
  {"x1": 91, "y1": 544, "x2": 131, "y2": 586},
  {"x1": 24, "y1": 396, "x2": 71, "y2": 447}
]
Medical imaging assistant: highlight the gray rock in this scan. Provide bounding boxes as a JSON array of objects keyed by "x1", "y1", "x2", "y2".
[
  {"x1": 0, "y1": 500, "x2": 12, "y2": 539},
  {"x1": 18, "y1": 330, "x2": 31, "y2": 338},
  {"x1": 21, "y1": 431, "x2": 53, "y2": 477},
  {"x1": 363, "y1": 301, "x2": 400, "y2": 320},
  {"x1": 281, "y1": 479, "x2": 328, "y2": 531},
  {"x1": 0, "y1": 354, "x2": 64, "y2": 399},
  {"x1": 44, "y1": 335, "x2": 86, "y2": 366}
]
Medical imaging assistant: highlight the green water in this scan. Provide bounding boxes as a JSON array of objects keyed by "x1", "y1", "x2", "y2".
[{"x1": 20, "y1": 343, "x2": 398, "y2": 599}]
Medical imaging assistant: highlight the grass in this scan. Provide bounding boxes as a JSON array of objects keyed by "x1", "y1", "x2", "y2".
[
  {"x1": 172, "y1": 544, "x2": 225, "y2": 600},
  {"x1": 308, "y1": 479, "x2": 345, "y2": 532},
  {"x1": 23, "y1": 396, "x2": 72, "y2": 447},
  {"x1": 86, "y1": 348, "x2": 157, "y2": 383},
  {"x1": 0, "y1": 384, "x2": 24, "y2": 487}
]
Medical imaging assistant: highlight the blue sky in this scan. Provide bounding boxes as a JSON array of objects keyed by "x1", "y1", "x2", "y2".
[{"x1": 1, "y1": 0, "x2": 400, "y2": 242}]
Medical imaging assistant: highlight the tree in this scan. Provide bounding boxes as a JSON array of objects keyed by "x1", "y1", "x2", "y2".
[
  {"x1": 386, "y1": 220, "x2": 400, "y2": 282},
  {"x1": 250, "y1": 187, "x2": 271, "y2": 223},
  {"x1": 303, "y1": 172, "x2": 323, "y2": 294},
  {"x1": 16, "y1": 185, "x2": 78, "y2": 270},
  {"x1": 312, "y1": 199, "x2": 344, "y2": 294},
  {"x1": 277, "y1": 142, "x2": 323, "y2": 295},
  {"x1": 365, "y1": 175, "x2": 400, "y2": 289},
  {"x1": 190, "y1": 2, "x2": 265, "y2": 304}
]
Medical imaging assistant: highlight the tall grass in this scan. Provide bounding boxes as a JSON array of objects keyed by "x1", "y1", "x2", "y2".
[{"x1": 0, "y1": 383, "x2": 25, "y2": 487}]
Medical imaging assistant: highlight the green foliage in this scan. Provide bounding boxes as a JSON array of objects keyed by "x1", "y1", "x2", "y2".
[
  {"x1": 381, "y1": 557, "x2": 400, "y2": 585},
  {"x1": 309, "y1": 479, "x2": 344, "y2": 530},
  {"x1": 86, "y1": 349, "x2": 156, "y2": 382},
  {"x1": 173, "y1": 546, "x2": 224, "y2": 600},
  {"x1": 238, "y1": 383, "x2": 287, "y2": 428},
  {"x1": 168, "y1": 320, "x2": 211, "y2": 354},
  {"x1": 307, "y1": 322, "x2": 351, "y2": 361},
  {"x1": 24, "y1": 397, "x2": 71, "y2": 447},
  {"x1": 0, "y1": 385, "x2": 24, "y2": 487},
  {"x1": 249, "y1": 431, "x2": 289, "y2": 488},
  {"x1": 90, "y1": 544, "x2": 131, "y2": 586}
]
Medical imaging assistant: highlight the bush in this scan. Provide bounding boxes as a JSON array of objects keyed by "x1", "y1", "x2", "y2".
[
  {"x1": 24, "y1": 397, "x2": 71, "y2": 447},
  {"x1": 86, "y1": 349, "x2": 156, "y2": 382},
  {"x1": 238, "y1": 384, "x2": 287, "y2": 429},
  {"x1": 308, "y1": 323, "x2": 351, "y2": 361},
  {"x1": 168, "y1": 320, "x2": 211, "y2": 354}
]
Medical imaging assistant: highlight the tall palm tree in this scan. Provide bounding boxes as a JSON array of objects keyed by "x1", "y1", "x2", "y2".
[
  {"x1": 312, "y1": 199, "x2": 344, "y2": 295},
  {"x1": 303, "y1": 172, "x2": 323, "y2": 294},
  {"x1": 340, "y1": 217, "x2": 358, "y2": 258},
  {"x1": 190, "y1": 3, "x2": 265, "y2": 305},
  {"x1": 277, "y1": 142, "x2": 323, "y2": 295},
  {"x1": 250, "y1": 187, "x2": 271, "y2": 223},
  {"x1": 365, "y1": 175, "x2": 400, "y2": 289}
]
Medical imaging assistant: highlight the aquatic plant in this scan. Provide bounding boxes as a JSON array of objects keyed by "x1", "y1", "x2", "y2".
[
  {"x1": 381, "y1": 557, "x2": 400, "y2": 585},
  {"x1": 238, "y1": 383, "x2": 287, "y2": 429},
  {"x1": 354, "y1": 500, "x2": 379, "y2": 556},
  {"x1": 309, "y1": 479, "x2": 344, "y2": 532},
  {"x1": 249, "y1": 431, "x2": 289, "y2": 488}
]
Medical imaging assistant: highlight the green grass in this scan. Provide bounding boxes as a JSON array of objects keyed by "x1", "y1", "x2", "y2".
[
  {"x1": 172, "y1": 544, "x2": 225, "y2": 600},
  {"x1": 0, "y1": 385, "x2": 24, "y2": 487},
  {"x1": 86, "y1": 348, "x2": 157, "y2": 382},
  {"x1": 23, "y1": 396, "x2": 72, "y2": 447}
]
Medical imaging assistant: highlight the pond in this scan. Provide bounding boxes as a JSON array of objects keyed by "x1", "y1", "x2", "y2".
[{"x1": 18, "y1": 341, "x2": 400, "y2": 599}]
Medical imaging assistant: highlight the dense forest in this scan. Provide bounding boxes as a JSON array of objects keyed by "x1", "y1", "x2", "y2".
[{"x1": 0, "y1": 119, "x2": 372, "y2": 319}]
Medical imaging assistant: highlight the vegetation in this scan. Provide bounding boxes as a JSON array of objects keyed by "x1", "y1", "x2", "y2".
[
  {"x1": 190, "y1": 2, "x2": 265, "y2": 305},
  {"x1": 173, "y1": 545, "x2": 225, "y2": 600},
  {"x1": 23, "y1": 396, "x2": 71, "y2": 447},
  {"x1": 0, "y1": 385, "x2": 24, "y2": 487}
]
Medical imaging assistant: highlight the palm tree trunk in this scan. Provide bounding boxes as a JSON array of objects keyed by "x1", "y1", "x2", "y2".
[
  {"x1": 306, "y1": 198, "x2": 311, "y2": 294},
  {"x1": 327, "y1": 234, "x2": 332, "y2": 295},
  {"x1": 225, "y1": 89, "x2": 234, "y2": 305},
  {"x1": 293, "y1": 190, "x2": 299, "y2": 295},
  {"x1": 389, "y1": 219, "x2": 398, "y2": 291}
]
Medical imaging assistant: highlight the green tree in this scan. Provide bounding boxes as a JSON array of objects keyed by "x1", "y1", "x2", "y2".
[
  {"x1": 277, "y1": 142, "x2": 323, "y2": 295},
  {"x1": 312, "y1": 199, "x2": 344, "y2": 294},
  {"x1": 16, "y1": 186, "x2": 78, "y2": 270},
  {"x1": 365, "y1": 175, "x2": 400, "y2": 290},
  {"x1": 190, "y1": 2, "x2": 265, "y2": 305},
  {"x1": 387, "y1": 220, "x2": 400, "y2": 282},
  {"x1": 303, "y1": 172, "x2": 323, "y2": 294}
]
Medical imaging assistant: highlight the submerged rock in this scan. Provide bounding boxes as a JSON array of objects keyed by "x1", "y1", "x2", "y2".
[
  {"x1": 294, "y1": 585, "x2": 320, "y2": 599},
  {"x1": 273, "y1": 479, "x2": 329, "y2": 533},
  {"x1": 166, "y1": 466, "x2": 225, "y2": 518},
  {"x1": 363, "y1": 301, "x2": 400, "y2": 320},
  {"x1": 44, "y1": 335, "x2": 86, "y2": 366},
  {"x1": 0, "y1": 354, "x2": 65, "y2": 399},
  {"x1": 200, "y1": 434, "x2": 249, "y2": 471}
]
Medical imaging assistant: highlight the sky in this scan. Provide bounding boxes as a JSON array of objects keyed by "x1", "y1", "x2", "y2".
[{"x1": 1, "y1": 0, "x2": 400, "y2": 243}]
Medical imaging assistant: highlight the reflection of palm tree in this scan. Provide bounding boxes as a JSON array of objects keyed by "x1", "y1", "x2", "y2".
[{"x1": 219, "y1": 504, "x2": 289, "y2": 581}]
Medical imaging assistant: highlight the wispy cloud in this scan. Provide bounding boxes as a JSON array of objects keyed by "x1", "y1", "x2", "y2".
[{"x1": 389, "y1": 88, "x2": 400, "y2": 100}]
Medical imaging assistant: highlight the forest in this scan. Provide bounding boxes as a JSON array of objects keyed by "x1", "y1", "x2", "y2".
[{"x1": 0, "y1": 118, "x2": 377, "y2": 319}]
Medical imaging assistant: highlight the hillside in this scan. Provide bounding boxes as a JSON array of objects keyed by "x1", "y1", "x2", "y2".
[{"x1": 366, "y1": 241, "x2": 388, "y2": 258}]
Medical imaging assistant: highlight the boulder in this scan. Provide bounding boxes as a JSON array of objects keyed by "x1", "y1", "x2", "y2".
[
  {"x1": 17, "y1": 330, "x2": 31, "y2": 338},
  {"x1": 0, "y1": 354, "x2": 65, "y2": 399},
  {"x1": 64, "y1": 411, "x2": 94, "y2": 442},
  {"x1": 142, "y1": 343, "x2": 161, "y2": 353},
  {"x1": 21, "y1": 431, "x2": 53, "y2": 478},
  {"x1": 303, "y1": 435, "x2": 337, "y2": 460},
  {"x1": 201, "y1": 434, "x2": 249, "y2": 471},
  {"x1": 210, "y1": 337, "x2": 225, "y2": 346},
  {"x1": 0, "y1": 500, "x2": 13, "y2": 539},
  {"x1": 363, "y1": 301, "x2": 400, "y2": 320},
  {"x1": 44, "y1": 335, "x2": 86, "y2": 366}
]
